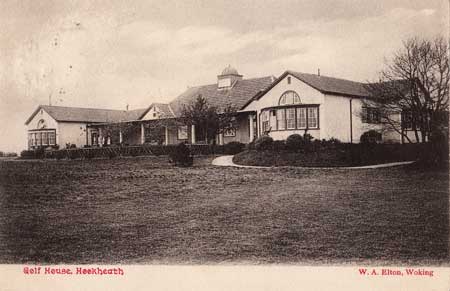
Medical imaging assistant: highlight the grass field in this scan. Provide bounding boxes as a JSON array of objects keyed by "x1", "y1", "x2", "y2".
[{"x1": 0, "y1": 156, "x2": 448, "y2": 264}]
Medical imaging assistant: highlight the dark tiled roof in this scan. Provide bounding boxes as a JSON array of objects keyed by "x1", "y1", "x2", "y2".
[
  {"x1": 25, "y1": 105, "x2": 147, "y2": 125},
  {"x1": 151, "y1": 103, "x2": 175, "y2": 118},
  {"x1": 288, "y1": 71, "x2": 368, "y2": 97},
  {"x1": 169, "y1": 76, "x2": 274, "y2": 116}
]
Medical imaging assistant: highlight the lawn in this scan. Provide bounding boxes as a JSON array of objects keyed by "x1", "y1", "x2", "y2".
[{"x1": 0, "y1": 156, "x2": 448, "y2": 265}]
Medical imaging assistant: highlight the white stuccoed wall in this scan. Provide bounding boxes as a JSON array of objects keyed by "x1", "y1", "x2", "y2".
[
  {"x1": 244, "y1": 74, "x2": 325, "y2": 141},
  {"x1": 141, "y1": 106, "x2": 160, "y2": 120},
  {"x1": 27, "y1": 109, "x2": 60, "y2": 145},
  {"x1": 57, "y1": 122, "x2": 88, "y2": 148},
  {"x1": 27, "y1": 109, "x2": 59, "y2": 131}
]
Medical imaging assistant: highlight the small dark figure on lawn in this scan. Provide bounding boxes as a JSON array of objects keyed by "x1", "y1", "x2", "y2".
[{"x1": 169, "y1": 142, "x2": 193, "y2": 167}]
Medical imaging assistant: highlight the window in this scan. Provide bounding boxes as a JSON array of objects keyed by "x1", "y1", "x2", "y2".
[
  {"x1": 287, "y1": 76, "x2": 291, "y2": 84},
  {"x1": 296, "y1": 107, "x2": 307, "y2": 128},
  {"x1": 362, "y1": 107, "x2": 381, "y2": 124},
  {"x1": 277, "y1": 109, "x2": 286, "y2": 130},
  {"x1": 224, "y1": 128, "x2": 236, "y2": 137},
  {"x1": 401, "y1": 111, "x2": 414, "y2": 130},
  {"x1": 307, "y1": 107, "x2": 318, "y2": 128},
  {"x1": 218, "y1": 78, "x2": 231, "y2": 88},
  {"x1": 286, "y1": 108, "x2": 296, "y2": 129},
  {"x1": 261, "y1": 111, "x2": 270, "y2": 133},
  {"x1": 37, "y1": 119, "x2": 46, "y2": 129},
  {"x1": 279, "y1": 91, "x2": 301, "y2": 105},
  {"x1": 261, "y1": 106, "x2": 319, "y2": 131},
  {"x1": 48, "y1": 132, "x2": 56, "y2": 145},
  {"x1": 41, "y1": 132, "x2": 48, "y2": 145},
  {"x1": 177, "y1": 125, "x2": 188, "y2": 140},
  {"x1": 36, "y1": 132, "x2": 41, "y2": 146},
  {"x1": 91, "y1": 132, "x2": 98, "y2": 146}
]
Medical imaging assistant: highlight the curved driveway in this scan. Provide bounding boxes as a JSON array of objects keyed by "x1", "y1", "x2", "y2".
[{"x1": 211, "y1": 155, "x2": 415, "y2": 169}]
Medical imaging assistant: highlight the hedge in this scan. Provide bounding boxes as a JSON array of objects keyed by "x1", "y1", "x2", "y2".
[{"x1": 20, "y1": 144, "x2": 228, "y2": 160}]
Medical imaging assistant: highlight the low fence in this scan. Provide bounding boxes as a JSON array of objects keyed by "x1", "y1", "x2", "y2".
[{"x1": 21, "y1": 144, "x2": 228, "y2": 160}]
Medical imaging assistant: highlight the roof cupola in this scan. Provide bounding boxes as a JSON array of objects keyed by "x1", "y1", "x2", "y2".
[{"x1": 217, "y1": 65, "x2": 243, "y2": 89}]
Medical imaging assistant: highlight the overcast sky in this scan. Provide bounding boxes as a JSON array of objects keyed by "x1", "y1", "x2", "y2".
[{"x1": 0, "y1": 0, "x2": 447, "y2": 152}]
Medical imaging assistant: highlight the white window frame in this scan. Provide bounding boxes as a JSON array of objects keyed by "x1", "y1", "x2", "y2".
[
  {"x1": 307, "y1": 107, "x2": 318, "y2": 128},
  {"x1": 177, "y1": 125, "x2": 188, "y2": 140},
  {"x1": 286, "y1": 108, "x2": 296, "y2": 129},
  {"x1": 276, "y1": 109, "x2": 286, "y2": 130}
]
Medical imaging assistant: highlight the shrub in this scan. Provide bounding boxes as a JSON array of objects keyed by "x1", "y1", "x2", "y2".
[
  {"x1": 224, "y1": 141, "x2": 245, "y2": 155},
  {"x1": 360, "y1": 130, "x2": 382, "y2": 144},
  {"x1": 328, "y1": 137, "x2": 341, "y2": 145},
  {"x1": 285, "y1": 134, "x2": 304, "y2": 152},
  {"x1": 303, "y1": 133, "x2": 314, "y2": 144},
  {"x1": 246, "y1": 140, "x2": 255, "y2": 151},
  {"x1": 20, "y1": 150, "x2": 35, "y2": 159},
  {"x1": 169, "y1": 142, "x2": 193, "y2": 167},
  {"x1": 108, "y1": 149, "x2": 118, "y2": 159},
  {"x1": 68, "y1": 149, "x2": 79, "y2": 160},
  {"x1": 254, "y1": 136, "x2": 273, "y2": 151},
  {"x1": 272, "y1": 140, "x2": 286, "y2": 152},
  {"x1": 20, "y1": 148, "x2": 45, "y2": 159}
]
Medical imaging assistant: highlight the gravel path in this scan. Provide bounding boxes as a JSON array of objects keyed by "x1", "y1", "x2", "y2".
[{"x1": 212, "y1": 155, "x2": 415, "y2": 169}]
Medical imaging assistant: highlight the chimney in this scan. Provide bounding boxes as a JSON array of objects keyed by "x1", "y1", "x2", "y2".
[
  {"x1": 126, "y1": 104, "x2": 129, "y2": 111},
  {"x1": 318, "y1": 68, "x2": 320, "y2": 77}
]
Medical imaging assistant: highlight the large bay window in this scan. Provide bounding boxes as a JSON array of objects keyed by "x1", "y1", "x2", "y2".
[
  {"x1": 28, "y1": 129, "x2": 56, "y2": 148},
  {"x1": 261, "y1": 106, "x2": 319, "y2": 132}
]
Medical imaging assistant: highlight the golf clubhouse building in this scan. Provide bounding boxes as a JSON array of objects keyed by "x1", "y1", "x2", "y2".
[{"x1": 25, "y1": 66, "x2": 405, "y2": 150}]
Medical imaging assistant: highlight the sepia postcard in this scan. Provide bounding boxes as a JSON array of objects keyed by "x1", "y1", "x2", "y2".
[{"x1": 0, "y1": 0, "x2": 449, "y2": 290}]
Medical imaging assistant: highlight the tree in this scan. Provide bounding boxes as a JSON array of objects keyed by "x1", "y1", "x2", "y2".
[
  {"x1": 364, "y1": 36, "x2": 449, "y2": 143},
  {"x1": 180, "y1": 95, "x2": 237, "y2": 143}
]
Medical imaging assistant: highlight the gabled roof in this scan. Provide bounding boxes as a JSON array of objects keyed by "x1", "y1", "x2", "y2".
[
  {"x1": 289, "y1": 71, "x2": 368, "y2": 97},
  {"x1": 138, "y1": 103, "x2": 176, "y2": 120},
  {"x1": 169, "y1": 76, "x2": 274, "y2": 116},
  {"x1": 246, "y1": 71, "x2": 369, "y2": 108},
  {"x1": 25, "y1": 105, "x2": 147, "y2": 125}
]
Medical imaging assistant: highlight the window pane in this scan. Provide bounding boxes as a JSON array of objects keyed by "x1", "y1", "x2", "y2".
[
  {"x1": 36, "y1": 132, "x2": 41, "y2": 146},
  {"x1": 42, "y1": 132, "x2": 48, "y2": 145},
  {"x1": 296, "y1": 108, "x2": 306, "y2": 128},
  {"x1": 308, "y1": 107, "x2": 318, "y2": 128},
  {"x1": 277, "y1": 109, "x2": 286, "y2": 130},
  {"x1": 293, "y1": 94, "x2": 300, "y2": 104},
  {"x1": 286, "y1": 92, "x2": 293, "y2": 104},
  {"x1": 286, "y1": 108, "x2": 295, "y2": 129},
  {"x1": 49, "y1": 132, "x2": 56, "y2": 145},
  {"x1": 261, "y1": 111, "x2": 270, "y2": 132}
]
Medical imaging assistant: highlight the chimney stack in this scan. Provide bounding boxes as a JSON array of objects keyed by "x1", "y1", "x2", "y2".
[
  {"x1": 318, "y1": 68, "x2": 320, "y2": 77},
  {"x1": 126, "y1": 104, "x2": 129, "y2": 111}
]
